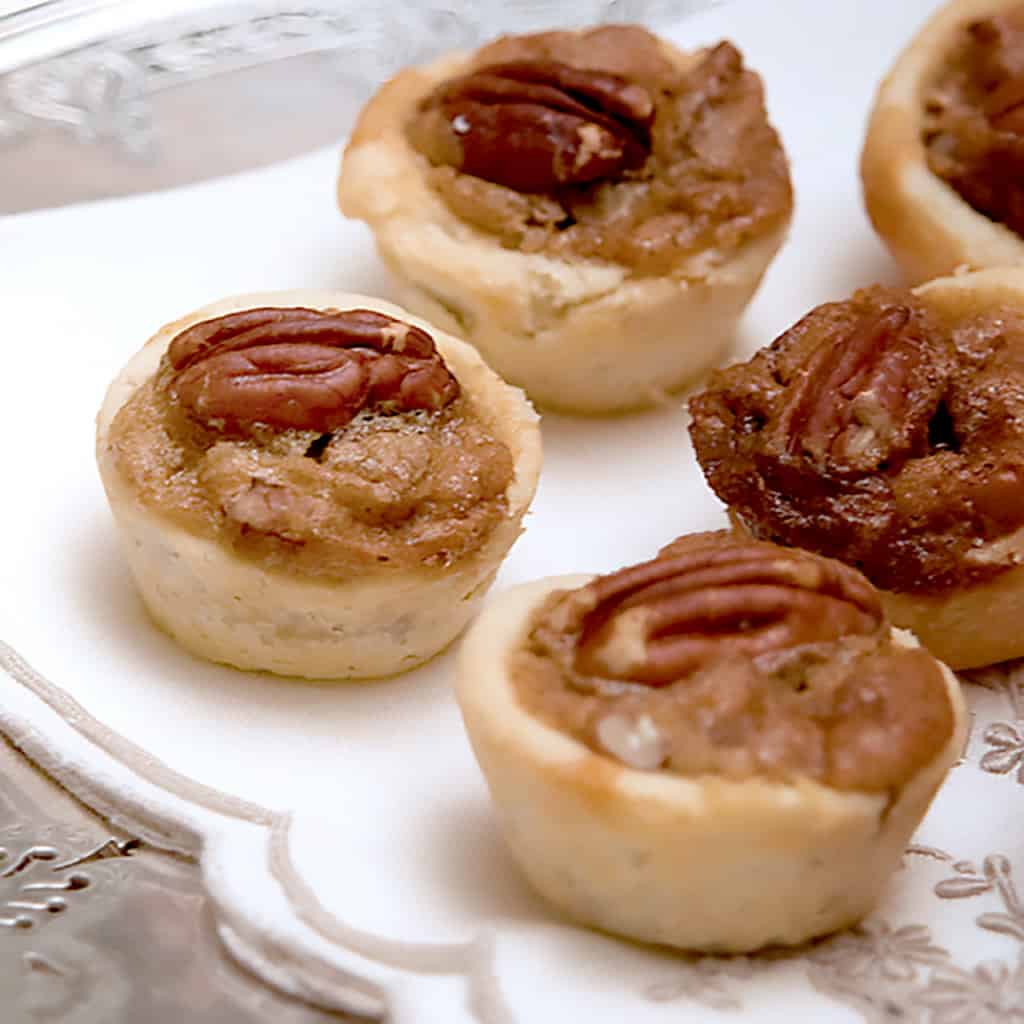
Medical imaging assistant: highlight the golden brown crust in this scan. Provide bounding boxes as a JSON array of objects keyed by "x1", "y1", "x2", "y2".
[
  {"x1": 878, "y1": 560, "x2": 1024, "y2": 669},
  {"x1": 862, "y1": 0, "x2": 1024, "y2": 283}
]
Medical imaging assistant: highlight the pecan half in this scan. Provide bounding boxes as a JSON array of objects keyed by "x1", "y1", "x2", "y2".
[
  {"x1": 166, "y1": 307, "x2": 459, "y2": 434},
  {"x1": 410, "y1": 59, "x2": 654, "y2": 192},
  {"x1": 545, "y1": 537, "x2": 882, "y2": 687},
  {"x1": 767, "y1": 300, "x2": 951, "y2": 475}
]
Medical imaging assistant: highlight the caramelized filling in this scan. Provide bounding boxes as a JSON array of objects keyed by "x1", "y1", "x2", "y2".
[
  {"x1": 511, "y1": 534, "x2": 953, "y2": 792},
  {"x1": 925, "y1": 7, "x2": 1024, "y2": 233},
  {"x1": 688, "y1": 287, "x2": 1024, "y2": 594},
  {"x1": 107, "y1": 331, "x2": 515, "y2": 578},
  {"x1": 408, "y1": 26, "x2": 792, "y2": 276}
]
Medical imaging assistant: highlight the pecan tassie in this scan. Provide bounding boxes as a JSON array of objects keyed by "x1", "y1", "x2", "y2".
[
  {"x1": 925, "y1": 6, "x2": 1024, "y2": 235},
  {"x1": 106, "y1": 307, "x2": 514, "y2": 577},
  {"x1": 513, "y1": 532, "x2": 953, "y2": 791},
  {"x1": 166, "y1": 307, "x2": 459, "y2": 436},
  {"x1": 407, "y1": 27, "x2": 792, "y2": 275},
  {"x1": 688, "y1": 286, "x2": 1024, "y2": 593}
]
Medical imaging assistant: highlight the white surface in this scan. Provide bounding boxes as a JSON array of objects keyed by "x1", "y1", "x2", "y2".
[{"x1": 3, "y1": 0, "x2": 1022, "y2": 1021}]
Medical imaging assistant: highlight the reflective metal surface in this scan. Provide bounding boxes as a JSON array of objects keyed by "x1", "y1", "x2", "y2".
[
  {"x1": 0, "y1": 0, "x2": 716, "y2": 213},
  {"x1": 0, "y1": 735, "x2": 359, "y2": 1023},
  {"x1": 0, "y1": 4, "x2": 379, "y2": 211}
]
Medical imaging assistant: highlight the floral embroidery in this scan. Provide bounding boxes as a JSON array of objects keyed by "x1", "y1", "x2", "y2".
[
  {"x1": 646, "y1": 954, "x2": 753, "y2": 1010},
  {"x1": 809, "y1": 922, "x2": 949, "y2": 982},
  {"x1": 916, "y1": 956, "x2": 1024, "y2": 1024},
  {"x1": 807, "y1": 849, "x2": 1024, "y2": 1021},
  {"x1": 960, "y1": 660, "x2": 1024, "y2": 784},
  {"x1": 935, "y1": 865, "x2": 995, "y2": 899},
  {"x1": 934, "y1": 855, "x2": 1024, "y2": 943},
  {"x1": 961, "y1": 661, "x2": 1024, "y2": 720},
  {"x1": 810, "y1": 969, "x2": 925, "y2": 1023},
  {"x1": 980, "y1": 723, "x2": 1024, "y2": 781}
]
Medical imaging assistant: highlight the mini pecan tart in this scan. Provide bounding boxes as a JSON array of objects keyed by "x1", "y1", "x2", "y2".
[
  {"x1": 456, "y1": 532, "x2": 965, "y2": 952},
  {"x1": 338, "y1": 26, "x2": 793, "y2": 414},
  {"x1": 688, "y1": 267, "x2": 1024, "y2": 670},
  {"x1": 862, "y1": 0, "x2": 1024, "y2": 282},
  {"x1": 96, "y1": 291, "x2": 541, "y2": 680}
]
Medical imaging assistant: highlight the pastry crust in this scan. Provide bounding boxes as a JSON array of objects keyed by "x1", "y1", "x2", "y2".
[
  {"x1": 456, "y1": 576, "x2": 966, "y2": 953},
  {"x1": 885, "y1": 267, "x2": 1024, "y2": 667},
  {"x1": 879, "y1": 562, "x2": 1024, "y2": 669},
  {"x1": 96, "y1": 291, "x2": 542, "y2": 680},
  {"x1": 338, "y1": 43, "x2": 790, "y2": 415},
  {"x1": 862, "y1": 0, "x2": 1024, "y2": 283}
]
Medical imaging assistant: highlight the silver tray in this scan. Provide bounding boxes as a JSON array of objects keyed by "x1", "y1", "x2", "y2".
[{"x1": 0, "y1": 0, "x2": 712, "y2": 213}]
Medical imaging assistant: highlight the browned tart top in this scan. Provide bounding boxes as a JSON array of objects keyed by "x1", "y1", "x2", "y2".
[
  {"x1": 406, "y1": 26, "x2": 793, "y2": 275},
  {"x1": 688, "y1": 285, "x2": 1024, "y2": 594},
  {"x1": 512, "y1": 532, "x2": 953, "y2": 791},
  {"x1": 925, "y1": 6, "x2": 1024, "y2": 234},
  {"x1": 106, "y1": 307, "x2": 515, "y2": 577}
]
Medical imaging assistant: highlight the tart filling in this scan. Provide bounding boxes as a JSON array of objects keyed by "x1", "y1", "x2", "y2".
[
  {"x1": 688, "y1": 285, "x2": 1024, "y2": 595},
  {"x1": 925, "y1": 5, "x2": 1024, "y2": 235},
  {"x1": 512, "y1": 533, "x2": 953, "y2": 791},
  {"x1": 107, "y1": 306, "x2": 515, "y2": 578},
  {"x1": 406, "y1": 26, "x2": 793, "y2": 276}
]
